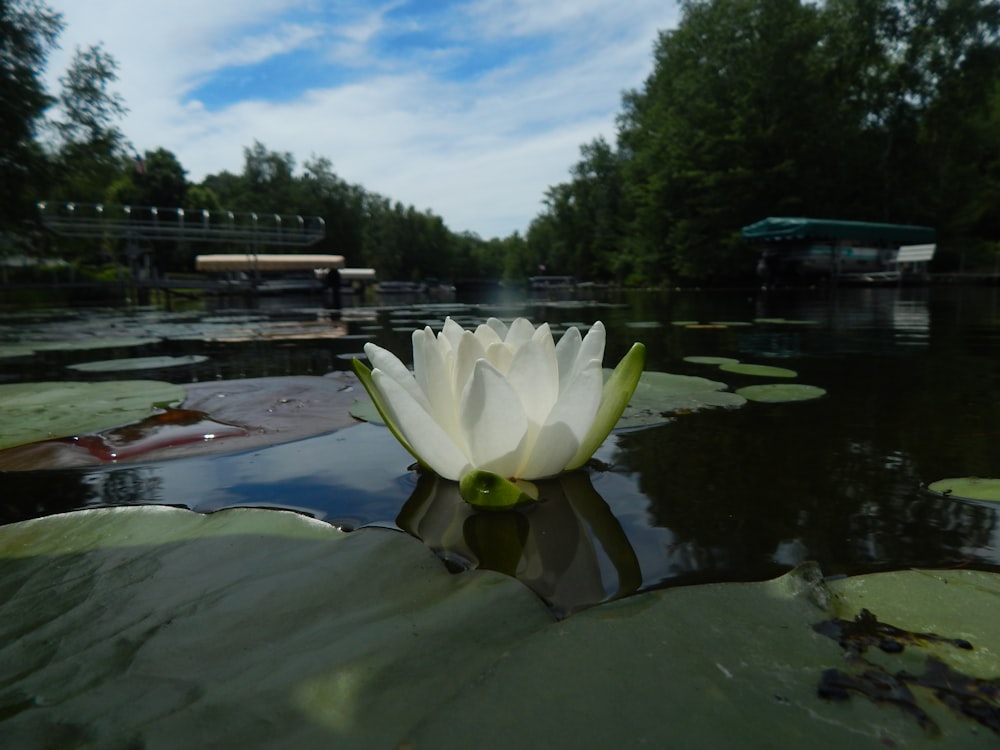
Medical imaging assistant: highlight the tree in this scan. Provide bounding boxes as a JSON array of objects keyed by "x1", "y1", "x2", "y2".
[
  {"x1": 0, "y1": 0, "x2": 63, "y2": 228},
  {"x1": 49, "y1": 43, "x2": 130, "y2": 203},
  {"x1": 106, "y1": 148, "x2": 188, "y2": 208}
]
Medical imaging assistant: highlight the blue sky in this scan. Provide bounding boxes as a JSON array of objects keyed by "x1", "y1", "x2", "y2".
[{"x1": 42, "y1": 1, "x2": 680, "y2": 239}]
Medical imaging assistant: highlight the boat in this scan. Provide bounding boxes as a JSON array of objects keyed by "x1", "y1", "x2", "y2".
[{"x1": 741, "y1": 217, "x2": 936, "y2": 286}]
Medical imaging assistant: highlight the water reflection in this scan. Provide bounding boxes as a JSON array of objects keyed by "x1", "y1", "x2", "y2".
[
  {"x1": 396, "y1": 471, "x2": 641, "y2": 617},
  {"x1": 2, "y1": 286, "x2": 1000, "y2": 603}
]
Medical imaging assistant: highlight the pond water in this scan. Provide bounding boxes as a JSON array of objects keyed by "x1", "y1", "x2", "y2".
[{"x1": 2, "y1": 285, "x2": 999, "y2": 616}]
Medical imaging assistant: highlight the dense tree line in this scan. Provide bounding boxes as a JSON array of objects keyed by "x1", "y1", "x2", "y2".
[
  {"x1": 0, "y1": 1, "x2": 499, "y2": 280},
  {"x1": 3, "y1": 0, "x2": 998, "y2": 285},
  {"x1": 526, "y1": 0, "x2": 1000, "y2": 284}
]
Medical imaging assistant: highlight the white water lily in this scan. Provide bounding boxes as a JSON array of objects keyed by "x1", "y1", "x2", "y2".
[{"x1": 353, "y1": 317, "x2": 644, "y2": 485}]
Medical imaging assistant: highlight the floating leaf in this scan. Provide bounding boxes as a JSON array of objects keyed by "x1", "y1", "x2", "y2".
[
  {"x1": 349, "y1": 397, "x2": 384, "y2": 425},
  {"x1": 625, "y1": 321, "x2": 662, "y2": 329},
  {"x1": 753, "y1": 317, "x2": 819, "y2": 326},
  {"x1": 0, "y1": 380, "x2": 186, "y2": 450},
  {"x1": 3, "y1": 520, "x2": 996, "y2": 749},
  {"x1": 0, "y1": 506, "x2": 551, "y2": 748},
  {"x1": 67, "y1": 354, "x2": 208, "y2": 372},
  {"x1": 720, "y1": 362, "x2": 798, "y2": 378},
  {"x1": 615, "y1": 370, "x2": 745, "y2": 428},
  {"x1": 0, "y1": 337, "x2": 160, "y2": 359},
  {"x1": 927, "y1": 477, "x2": 1000, "y2": 503},
  {"x1": 736, "y1": 384, "x2": 827, "y2": 402},
  {"x1": 683, "y1": 355, "x2": 740, "y2": 365},
  {"x1": 0, "y1": 373, "x2": 365, "y2": 468}
]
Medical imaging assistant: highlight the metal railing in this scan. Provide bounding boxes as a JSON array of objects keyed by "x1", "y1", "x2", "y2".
[{"x1": 38, "y1": 202, "x2": 326, "y2": 246}]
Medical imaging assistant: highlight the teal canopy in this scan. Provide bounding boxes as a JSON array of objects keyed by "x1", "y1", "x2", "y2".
[{"x1": 741, "y1": 217, "x2": 935, "y2": 244}]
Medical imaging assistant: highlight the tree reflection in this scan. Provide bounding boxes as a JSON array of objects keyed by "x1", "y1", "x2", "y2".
[{"x1": 0, "y1": 466, "x2": 165, "y2": 525}]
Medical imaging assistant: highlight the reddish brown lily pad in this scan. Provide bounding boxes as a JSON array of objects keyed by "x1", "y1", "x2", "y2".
[{"x1": 0, "y1": 373, "x2": 366, "y2": 470}]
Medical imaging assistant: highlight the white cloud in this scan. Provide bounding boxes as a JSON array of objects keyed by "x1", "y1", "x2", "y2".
[{"x1": 41, "y1": 0, "x2": 680, "y2": 238}]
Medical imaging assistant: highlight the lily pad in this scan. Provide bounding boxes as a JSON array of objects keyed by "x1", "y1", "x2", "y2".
[
  {"x1": 720, "y1": 362, "x2": 798, "y2": 378},
  {"x1": 683, "y1": 355, "x2": 740, "y2": 365},
  {"x1": 0, "y1": 380, "x2": 186, "y2": 450},
  {"x1": 753, "y1": 317, "x2": 819, "y2": 326},
  {"x1": 0, "y1": 373, "x2": 367, "y2": 469},
  {"x1": 349, "y1": 397, "x2": 384, "y2": 425},
  {"x1": 41, "y1": 336, "x2": 158, "y2": 352},
  {"x1": 736, "y1": 383, "x2": 828, "y2": 403},
  {"x1": 67, "y1": 354, "x2": 209, "y2": 372},
  {"x1": 927, "y1": 477, "x2": 1000, "y2": 502},
  {"x1": 616, "y1": 370, "x2": 746, "y2": 428},
  {"x1": 1, "y1": 511, "x2": 998, "y2": 749},
  {"x1": 0, "y1": 337, "x2": 160, "y2": 359},
  {"x1": 0, "y1": 506, "x2": 551, "y2": 748}
]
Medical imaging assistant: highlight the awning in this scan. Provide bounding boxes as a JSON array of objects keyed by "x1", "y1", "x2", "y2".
[
  {"x1": 195, "y1": 254, "x2": 345, "y2": 271},
  {"x1": 741, "y1": 217, "x2": 935, "y2": 245}
]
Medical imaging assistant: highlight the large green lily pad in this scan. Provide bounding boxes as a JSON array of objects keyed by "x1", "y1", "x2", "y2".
[
  {"x1": 0, "y1": 507, "x2": 997, "y2": 748},
  {"x1": 0, "y1": 380, "x2": 186, "y2": 450},
  {"x1": 927, "y1": 477, "x2": 1000, "y2": 502}
]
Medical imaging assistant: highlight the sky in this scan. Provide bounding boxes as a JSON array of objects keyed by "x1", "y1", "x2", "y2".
[{"x1": 41, "y1": 1, "x2": 680, "y2": 239}]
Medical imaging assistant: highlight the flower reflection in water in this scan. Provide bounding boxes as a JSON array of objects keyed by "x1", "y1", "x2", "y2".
[{"x1": 397, "y1": 469, "x2": 642, "y2": 617}]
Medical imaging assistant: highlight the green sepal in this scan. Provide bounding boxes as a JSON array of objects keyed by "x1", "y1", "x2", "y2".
[
  {"x1": 566, "y1": 342, "x2": 646, "y2": 470},
  {"x1": 350, "y1": 357, "x2": 432, "y2": 472},
  {"x1": 459, "y1": 470, "x2": 538, "y2": 511}
]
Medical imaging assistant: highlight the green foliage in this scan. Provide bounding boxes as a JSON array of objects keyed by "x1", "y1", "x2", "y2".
[
  {"x1": 526, "y1": 0, "x2": 1000, "y2": 285},
  {"x1": 0, "y1": 0, "x2": 63, "y2": 229}
]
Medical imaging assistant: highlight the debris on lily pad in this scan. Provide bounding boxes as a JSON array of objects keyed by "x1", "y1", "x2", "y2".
[
  {"x1": 736, "y1": 383, "x2": 827, "y2": 403},
  {"x1": 67, "y1": 354, "x2": 208, "y2": 372},
  {"x1": 720, "y1": 362, "x2": 798, "y2": 378},
  {"x1": 927, "y1": 477, "x2": 1000, "y2": 503}
]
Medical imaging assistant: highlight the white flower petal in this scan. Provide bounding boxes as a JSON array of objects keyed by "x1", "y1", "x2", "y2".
[
  {"x1": 563, "y1": 321, "x2": 606, "y2": 385},
  {"x1": 414, "y1": 328, "x2": 461, "y2": 444},
  {"x1": 459, "y1": 359, "x2": 529, "y2": 478},
  {"x1": 364, "y1": 342, "x2": 428, "y2": 411},
  {"x1": 485, "y1": 341, "x2": 514, "y2": 373},
  {"x1": 505, "y1": 337, "x2": 559, "y2": 419},
  {"x1": 554, "y1": 327, "x2": 582, "y2": 389},
  {"x1": 485, "y1": 317, "x2": 508, "y2": 340},
  {"x1": 505, "y1": 318, "x2": 536, "y2": 348},
  {"x1": 453, "y1": 331, "x2": 485, "y2": 400},
  {"x1": 474, "y1": 323, "x2": 503, "y2": 349},
  {"x1": 516, "y1": 357, "x2": 604, "y2": 478},
  {"x1": 372, "y1": 369, "x2": 471, "y2": 481},
  {"x1": 441, "y1": 317, "x2": 465, "y2": 350}
]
